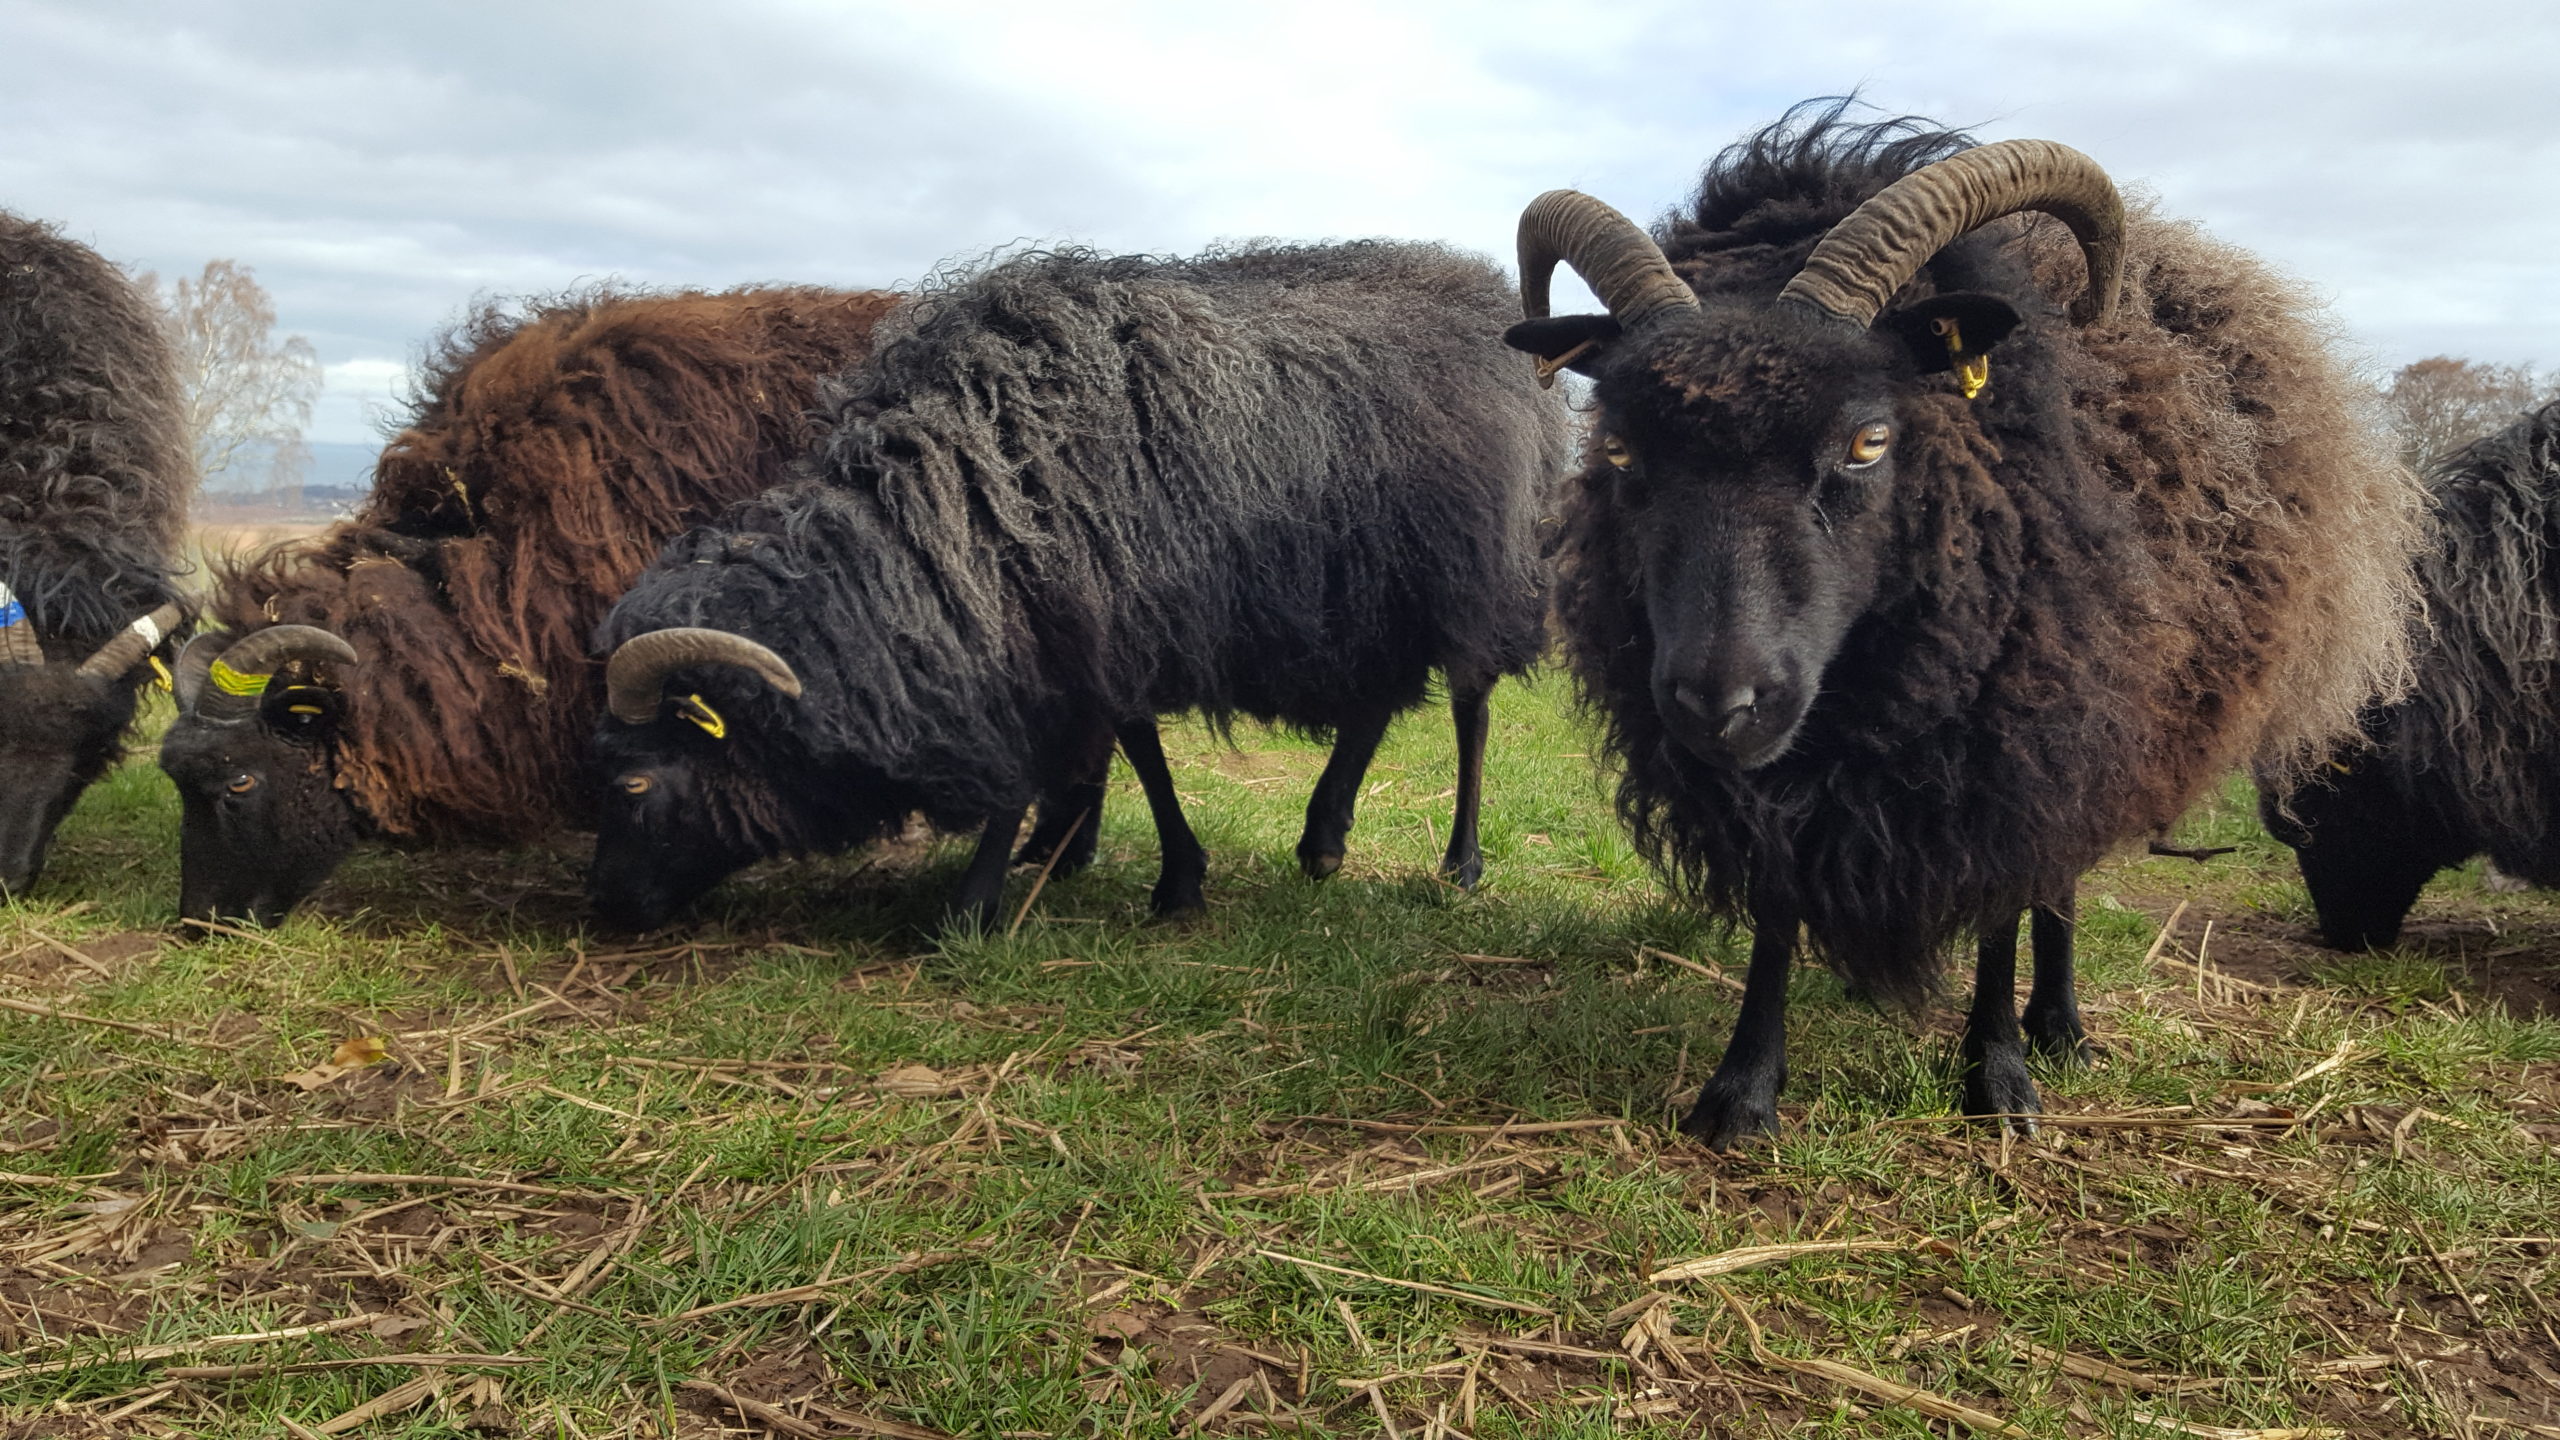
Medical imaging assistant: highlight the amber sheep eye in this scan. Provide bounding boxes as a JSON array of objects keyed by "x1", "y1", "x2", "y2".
[
  {"x1": 1600, "y1": 436, "x2": 1635, "y2": 470},
  {"x1": 225, "y1": 774, "x2": 257, "y2": 795},
  {"x1": 1844, "y1": 424, "x2": 1892, "y2": 468},
  {"x1": 620, "y1": 775, "x2": 654, "y2": 796}
]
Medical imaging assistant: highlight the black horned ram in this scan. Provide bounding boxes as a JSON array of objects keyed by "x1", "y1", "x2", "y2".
[{"x1": 1502, "y1": 104, "x2": 2420, "y2": 1144}]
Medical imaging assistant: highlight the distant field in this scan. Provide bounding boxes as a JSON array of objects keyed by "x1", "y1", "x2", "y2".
[
  {"x1": 181, "y1": 519, "x2": 331, "y2": 589},
  {"x1": 190, "y1": 518, "x2": 329, "y2": 555},
  {"x1": 2, "y1": 678, "x2": 2556, "y2": 1437}
]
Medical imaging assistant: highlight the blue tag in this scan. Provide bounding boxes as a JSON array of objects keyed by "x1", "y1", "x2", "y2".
[{"x1": 0, "y1": 600, "x2": 23, "y2": 629}]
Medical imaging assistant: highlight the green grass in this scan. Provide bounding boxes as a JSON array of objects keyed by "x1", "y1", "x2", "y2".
[{"x1": 3, "y1": 677, "x2": 2557, "y2": 1436}]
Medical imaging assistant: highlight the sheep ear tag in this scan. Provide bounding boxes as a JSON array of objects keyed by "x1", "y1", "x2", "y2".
[
  {"x1": 1502, "y1": 314, "x2": 1622, "y2": 389},
  {"x1": 1935, "y1": 318, "x2": 1991, "y2": 400},
  {"x1": 150, "y1": 656, "x2": 174, "y2": 692},
  {"x1": 676, "y1": 693, "x2": 727, "y2": 740},
  {"x1": 269, "y1": 685, "x2": 339, "y2": 727},
  {"x1": 1879, "y1": 291, "x2": 2018, "y2": 401}
]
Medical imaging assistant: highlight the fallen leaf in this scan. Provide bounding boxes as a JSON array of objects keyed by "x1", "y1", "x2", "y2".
[
  {"x1": 370, "y1": 1315, "x2": 432, "y2": 1339},
  {"x1": 330, "y1": 1035, "x2": 390, "y2": 1068},
  {"x1": 277, "y1": 1036, "x2": 395, "y2": 1091},
  {"x1": 876, "y1": 1064, "x2": 959, "y2": 1098},
  {"x1": 1088, "y1": 1310, "x2": 1149, "y2": 1341}
]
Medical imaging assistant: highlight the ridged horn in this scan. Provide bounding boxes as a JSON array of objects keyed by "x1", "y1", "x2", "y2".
[
  {"x1": 75, "y1": 603, "x2": 185, "y2": 681},
  {"x1": 172, "y1": 633, "x2": 225, "y2": 711},
  {"x1": 1516, "y1": 189, "x2": 1699, "y2": 326},
  {"x1": 0, "y1": 580, "x2": 41, "y2": 669},
  {"x1": 190, "y1": 624, "x2": 359, "y2": 725},
  {"x1": 604, "y1": 628, "x2": 802, "y2": 726},
  {"x1": 1777, "y1": 138, "x2": 2124, "y2": 329}
]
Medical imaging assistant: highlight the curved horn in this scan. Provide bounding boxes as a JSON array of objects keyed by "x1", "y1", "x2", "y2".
[
  {"x1": 75, "y1": 602, "x2": 185, "y2": 681},
  {"x1": 1516, "y1": 189, "x2": 1699, "y2": 326},
  {"x1": 0, "y1": 581, "x2": 42, "y2": 669},
  {"x1": 191, "y1": 624, "x2": 359, "y2": 725},
  {"x1": 1777, "y1": 138, "x2": 2123, "y2": 329},
  {"x1": 605, "y1": 628, "x2": 802, "y2": 726},
  {"x1": 172, "y1": 632, "x2": 226, "y2": 711}
]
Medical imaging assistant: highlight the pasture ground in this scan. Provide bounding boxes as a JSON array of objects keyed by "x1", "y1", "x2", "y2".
[{"x1": 3, "y1": 677, "x2": 2557, "y2": 1438}]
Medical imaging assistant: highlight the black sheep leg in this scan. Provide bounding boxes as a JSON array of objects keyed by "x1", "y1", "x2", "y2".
[
  {"x1": 1015, "y1": 775, "x2": 1103, "y2": 876},
  {"x1": 1679, "y1": 898, "x2": 1795, "y2": 1148},
  {"x1": 1017, "y1": 724, "x2": 1113, "y2": 877},
  {"x1": 2020, "y1": 892, "x2": 2091, "y2": 1064},
  {"x1": 1438, "y1": 681, "x2": 1492, "y2": 890},
  {"x1": 947, "y1": 803, "x2": 1029, "y2": 935},
  {"x1": 1295, "y1": 704, "x2": 1395, "y2": 881},
  {"x1": 1117, "y1": 718, "x2": 1208, "y2": 915},
  {"x1": 1961, "y1": 907, "x2": 2041, "y2": 1134}
]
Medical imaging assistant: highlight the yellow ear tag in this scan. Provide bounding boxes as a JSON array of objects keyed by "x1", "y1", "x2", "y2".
[
  {"x1": 677, "y1": 693, "x2": 727, "y2": 740},
  {"x1": 150, "y1": 655, "x2": 174, "y2": 692},
  {"x1": 1934, "y1": 316, "x2": 1990, "y2": 401}
]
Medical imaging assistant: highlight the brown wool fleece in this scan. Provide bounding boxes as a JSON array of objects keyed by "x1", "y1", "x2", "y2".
[{"x1": 203, "y1": 286, "x2": 895, "y2": 841}]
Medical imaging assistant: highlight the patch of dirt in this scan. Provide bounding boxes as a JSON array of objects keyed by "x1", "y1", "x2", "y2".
[
  {"x1": 2118, "y1": 887, "x2": 2560, "y2": 1018},
  {"x1": 0, "y1": 1268, "x2": 149, "y2": 1351}
]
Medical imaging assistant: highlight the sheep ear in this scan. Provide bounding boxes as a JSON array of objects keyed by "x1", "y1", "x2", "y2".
[
  {"x1": 1502, "y1": 314, "x2": 1621, "y2": 382},
  {"x1": 1877, "y1": 292, "x2": 2022, "y2": 374},
  {"x1": 259, "y1": 667, "x2": 347, "y2": 739}
]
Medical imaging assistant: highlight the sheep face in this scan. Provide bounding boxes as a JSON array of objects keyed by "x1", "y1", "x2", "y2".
[
  {"x1": 1523, "y1": 301, "x2": 1972, "y2": 769},
  {"x1": 159, "y1": 704, "x2": 361, "y2": 929},
  {"x1": 1511, "y1": 284, "x2": 2025, "y2": 770},
  {"x1": 584, "y1": 721, "x2": 773, "y2": 931}
]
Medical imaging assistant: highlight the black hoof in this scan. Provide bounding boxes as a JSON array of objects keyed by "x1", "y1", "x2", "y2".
[
  {"x1": 941, "y1": 899, "x2": 1003, "y2": 939},
  {"x1": 1961, "y1": 1041, "x2": 2042, "y2": 1136},
  {"x1": 1677, "y1": 1071, "x2": 1784, "y2": 1151},
  {"x1": 2021, "y1": 1006, "x2": 2094, "y2": 1067},
  {"x1": 1439, "y1": 851, "x2": 1483, "y2": 891},
  {"x1": 1298, "y1": 846, "x2": 1344, "y2": 881},
  {"x1": 1150, "y1": 867, "x2": 1207, "y2": 917}
]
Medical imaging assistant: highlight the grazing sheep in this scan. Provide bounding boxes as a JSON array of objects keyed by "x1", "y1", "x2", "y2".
[
  {"x1": 1501, "y1": 103, "x2": 2420, "y2": 1144},
  {"x1": 0, "y1": 211, "x2": 193, "y2": 893},
  {"x1": 587, "y1": 240, "x2": 1566, "y2": 931},
  {"x1": 157, "y1": 286, "x2": 892, "y2": 925},
  {"x1": 2262, "y1": 400, "x2": 2560, "y2": 950}
]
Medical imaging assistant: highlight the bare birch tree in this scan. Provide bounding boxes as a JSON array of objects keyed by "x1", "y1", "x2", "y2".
[
  {"x1": 2381, "y1": 355, "x2": 2560, "y2": 471},
  {"x1": 144, "y1": 260, "x2": 323, "y2": 499}
]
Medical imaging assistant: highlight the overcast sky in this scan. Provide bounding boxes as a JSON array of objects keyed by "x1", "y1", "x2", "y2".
[{"x1": 5, "y1": 0, "x2": 2553, "y2": 446}]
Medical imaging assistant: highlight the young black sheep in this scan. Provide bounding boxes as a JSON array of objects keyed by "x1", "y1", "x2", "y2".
[
  {"x1": 2262, "y1": 400, "x2": 2560, "y2": 950},
  {"x1": 0, "y1": 211, "x2": 193, "y2": 894},
  {"x1": 587, "y1": 241, "x2": 1565, "y2": 930},
  {"x1": 1502, "y1": 104, "x2": 2420, "y2": 1144}
]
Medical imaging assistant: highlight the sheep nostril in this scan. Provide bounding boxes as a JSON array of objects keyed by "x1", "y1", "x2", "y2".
[{"x1": 1713, "y1": 687, "x2": 1759, "y2": 740}]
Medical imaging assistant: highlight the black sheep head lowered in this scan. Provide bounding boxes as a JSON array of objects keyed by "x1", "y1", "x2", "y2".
[
  {"x1": 0, "y1": 593, "x2": 186, "y2": 895},
  {"x1": 156, "y1": 626, "x2": 362, "y2": 928},
  {"x1": 587, "y1": 627, "x2": 807, "y2": 931},
  {"x1": 1502, "y1": 140, "x2": 2122, "y2": 769}
]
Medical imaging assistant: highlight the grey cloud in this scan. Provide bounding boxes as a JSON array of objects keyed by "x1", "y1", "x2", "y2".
[{"x1": 4, "y1": 0, "x2": 2553, "y2": 444}]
